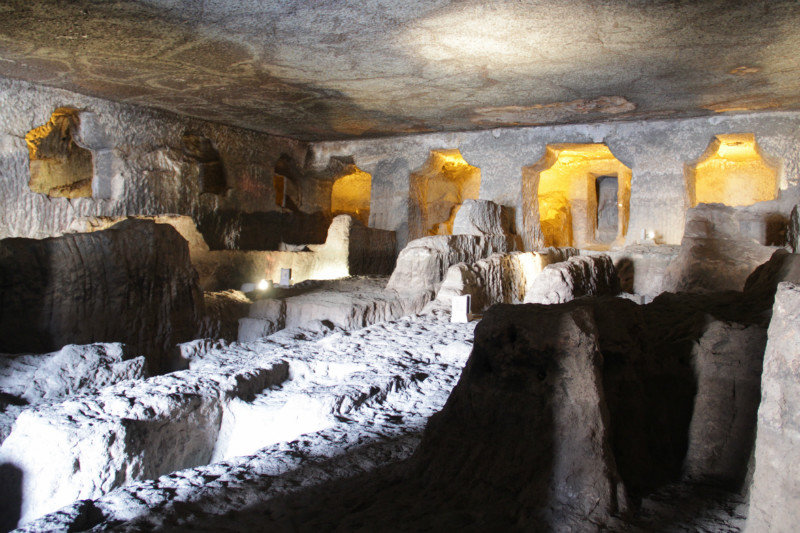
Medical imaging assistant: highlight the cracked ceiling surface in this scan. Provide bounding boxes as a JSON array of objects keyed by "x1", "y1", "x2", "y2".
[{"x1": 1, "y1": 0, "x2": 799, "y2": 141}]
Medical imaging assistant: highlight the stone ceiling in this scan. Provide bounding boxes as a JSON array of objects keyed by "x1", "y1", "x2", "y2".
[{"x1": 1, "y1": 0, "x2": 799, "y2": 141}]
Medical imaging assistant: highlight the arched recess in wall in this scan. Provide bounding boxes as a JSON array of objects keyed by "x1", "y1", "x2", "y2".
[
  {"x1": 331, "y1": 165, "x2": 372, "y2": 226},
  {"x1": 273, "y1": 154, "x2": 301, "y2": 210},
  {"x1": 685, "y1": 134, "x2": 779, "y2": 207},
  {"x1": 25, "y1": 107, "x2": 93, "y2": 198},
  {"x1": 408, "y1": 149, "x2": 481, "y2": 241},
  {"x1": 181, "y1": 133, "x2": 227, "y2": 195},
  {"x1": 522, "y1": 144, "x2": 631, "y2": 249}
]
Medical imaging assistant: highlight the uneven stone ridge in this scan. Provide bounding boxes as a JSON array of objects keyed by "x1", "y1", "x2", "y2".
[
  {"x1": 0, "y1": 219, "x2": 203, "y2": 371},
  {"x1": 434, "y1": 248, "x2": 577, "y2": 311},
  {"x1": 238, "y1": 277, "x2": 431, "y2": 344},
  {"x1": 746, "y1": 282, "x2": 800, "y2": 532},
  {"x1": 0, "y1": 343, "x2": 146, "y2": 443},
  {"x1": 451, "y1": 199, "x2": 515, "y2": 238},
  {"x1": 683, "y1": 320, "x2": 766, "y2": 488},
  {"x1": 0, "y1": 357, "x2": 289, "y2": 528},
  {"x1": 662, "y1": 204, "x2": 779, "y2": 293},
  {"x1": 524, "y1": 254, "x2": 620, "y2": 304},
  {"x1": 387, "y1": 234, "x2": 515, "y2": 295},
  {"x1": 12, "y1": 312, "x2": 476, "y2": 532}
]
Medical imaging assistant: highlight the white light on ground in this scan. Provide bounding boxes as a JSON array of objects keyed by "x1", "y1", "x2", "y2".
[{"x1": 257, "y1": 279, "x2": 272, "y2": 291}]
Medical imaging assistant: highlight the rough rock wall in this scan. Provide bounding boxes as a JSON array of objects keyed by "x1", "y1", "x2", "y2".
[
  {"x1": 584, "y1": 245, "x2": 680, "y2": 299},
  {"x1": 0, "y1": 219, "x2": 202, "y2": 371},
  {"x1": 259, "y1": 215, "x2": 396, "y2": 285},
  {"x1": 386, "y1": 234, "x2": 516, "y2": 296},
  {"x1": 662, "y1": 204, "x2": 781, "y2": 293},
  {"x1": 524, "y1": 254, "x2": 620, "y2": 304},
  {"x1": 746, "y1": 282, "x2": 800, "y2": 532},
  {"x1": 310, "y1": 110, "x2": 800, "y2": 250},
  {"x1": 411, "y1": 302, "x2": 627, "y2": 529},
  {"x1": 434, "y1": 248, "x2": 578, "y2": 311},
  {"x1": 451, "y1": 199, "x2": 515, "y2": 237},
  {"x1": 683, "y1": 320, "x2": 766, "y2": 489},
  {"x1": 407, "y1": 280, "x2": 789, "y2": 528},
  {"x1": 411, "y1": 294, "x2": 740, "y2": 528},
  {"x1": 0, "y1": 77, "x2": 324, "y2": 246}
]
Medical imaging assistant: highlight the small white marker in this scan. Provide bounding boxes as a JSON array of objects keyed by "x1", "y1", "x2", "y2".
[
  {"x1": 279, "y1": 268, "x2": 292, "y2": 288},
  {"x1": 451, "y1": 294, "x2": 472, "y2": 323}
]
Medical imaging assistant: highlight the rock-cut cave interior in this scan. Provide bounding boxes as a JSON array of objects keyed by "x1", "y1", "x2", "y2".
[{"x1": 2, "y1": 1, "x2": 800, "y2": 531}]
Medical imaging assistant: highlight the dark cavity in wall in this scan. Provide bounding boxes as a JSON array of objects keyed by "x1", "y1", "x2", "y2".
[
  {"x1": 25, "y1": 107, "x2": 93, "y2": 198},
  {"x1": 273, "y1": 154, "x2": 302, "y2": 211},
  {"x1": 181, "y1": 133, "x2": 227, "y2": 195}
]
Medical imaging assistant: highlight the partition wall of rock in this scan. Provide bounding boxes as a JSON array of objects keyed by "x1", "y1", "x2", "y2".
[
  {"x1": 0, "y1": 219, "x2": 203, "y2": 372},
  {"x1": 524, "y1": 254, "x2": 621, "y2": 304},
  {"x1": 397, "y1": 254, "x2": 800, "y2": 529},
  {"x1": 386, "y1": 235, "x2": 515, "y2": 296},
  {"x1": 747, "y1": 282, "x2": 800, "y2": 532},
  {"x1": 662, "y1": 204, "x2": 781, "y2": 293},
  {"x1": 261, "y1": 215, "x2": 396, "y2": 284},
  {"x1": 683, "y1": 320, "x2": 766, "y2": 488},
  {"x1": 411, "y1": 301, "x2": 629, "y2": 528},
  {"x1": 434, "y1": 248, "x2": 577, "y2": 311}
]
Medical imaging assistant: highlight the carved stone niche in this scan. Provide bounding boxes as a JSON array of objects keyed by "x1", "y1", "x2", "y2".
[
  {"x1": 25, "y1": 107, "x2": 93, "y2": 198},
  {"x1": 181, "y1": 133, "x2": 227, "y2": 195}
]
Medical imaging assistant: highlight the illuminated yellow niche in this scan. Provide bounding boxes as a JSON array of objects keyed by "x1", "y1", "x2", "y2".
[
  {"x1": 331, "y1": 165, "x2": 372, "y2": 226},
  {"x1": 25, "y1": 107, "x2": 93, "y2": 198},
  {"x1": 686, "y1": 134, "x2": 778, "y2": 207},
  {"x1": 524, "y1": 144, "x2": 631, "y2": 249},
  {"x1": 409, "y1": 149, "x2": 480, "y2": 240}
]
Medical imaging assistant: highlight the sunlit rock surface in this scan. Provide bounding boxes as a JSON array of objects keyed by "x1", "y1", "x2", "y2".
[
  {"x1": 12, "y1": 312, "x2": 476, "y2": 531},
  {"x1": 0, "y1": 356, "x2": 289, "y2": 528}
]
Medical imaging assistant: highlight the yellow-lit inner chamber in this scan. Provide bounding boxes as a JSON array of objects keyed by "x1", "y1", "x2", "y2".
[
  {"x1": 533, "y1": 144, "x2": 631, "y2": 248},
  {"x1": 26, "y1": 107, "x2": 93, "y2": 198},
  {"x1": 331, "y1": 166, "x2": 372, "y2": 226},
  {"x1": 410, "y1": 149, "x2": 481, "y2": 238},
  {"x1": 687, "y1": 134, "x2": 778, "y2": 207}
]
